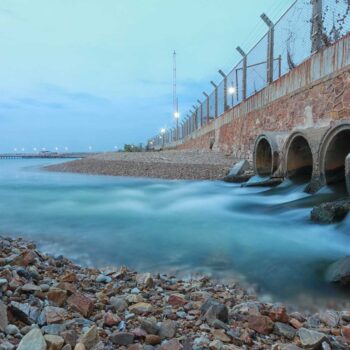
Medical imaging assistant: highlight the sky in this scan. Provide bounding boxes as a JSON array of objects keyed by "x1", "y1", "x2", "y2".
[{"x1": 0, "y1": 0, "x2": 295, "y2": 152}]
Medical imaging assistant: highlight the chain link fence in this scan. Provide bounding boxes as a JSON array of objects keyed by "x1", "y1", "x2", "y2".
[{"x1": 148, "y1": 0, "x2": 350, "y2": 149}]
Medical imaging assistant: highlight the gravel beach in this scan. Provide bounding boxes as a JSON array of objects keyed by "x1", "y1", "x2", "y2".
[
  {"x1": 2, "y1": 236, "x2": 350, "y2": 350},
  {"x1": 44, "y1": 151, "x2": 236, "y2": 180}
]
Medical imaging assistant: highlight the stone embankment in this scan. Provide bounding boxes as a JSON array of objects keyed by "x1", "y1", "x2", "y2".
[
  {"x1": 1, "y1": 236, "x2": 350, "y2": 350},
  {"x1": 45, "y1": 150, "x2": 234, "y2": 181}
]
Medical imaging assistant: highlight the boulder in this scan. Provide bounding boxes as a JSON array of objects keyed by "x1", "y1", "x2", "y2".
[
  {"x1": 17, "y1": 328, "x2": 47, "y2": 350},
  {"x1": 311, "y1": 199, "x2": 350, "y2": 224},
  {"x1": 326, "y1": 256, "x2": 350, "y2": 284}
]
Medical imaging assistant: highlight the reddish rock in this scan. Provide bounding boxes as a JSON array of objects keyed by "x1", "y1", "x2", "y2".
[
  {"x1": 247, "y1": 315, "x2": 274, "y2": 335},
  {"x1": 13, "y1": 250, "x2": 37, "y2": 266},
  {"x1": 67, "y1": 293, "x2": 94, "y2": 317},
  {"x1": 128, "y1": 345, "x2": 143, "y2": 350},
  {"x1": 103, "y1": 311, "x2": 121, "y2": 327},
  {"x1": 132, "y1": 327, "x2": 147, "y2": 339},
  {"x1": 341, "y1": 326, "x2": 350, "y2": 342},
  {"x1": 42, "y1": 306, "x2": 67, "y2": 324},
  {"x1": 145, "y1": 334, "x2": 161, "y2": 345},
  {"x1": 48, "y1": 288, "x2": 67, "y2": 307},
  {"x1": 269, "y1": 305, "x2": 289, "y2": 323},
  {"x1": 289, "y1": 318, "x2": 303, "y2": 329},
  {"x1": 56, "y1": 282, "x2": 77, "y2": 295},
  {"x1": 61, "y1": 272, "x2": 77, "y2": 283},
  {"x1": 168, "y1": 294, "x2": 187, "y2": 308}
]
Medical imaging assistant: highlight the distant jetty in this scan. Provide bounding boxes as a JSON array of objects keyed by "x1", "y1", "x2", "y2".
[{"x1": 0, "y1": 152, "x2": 97, "y2": 160}]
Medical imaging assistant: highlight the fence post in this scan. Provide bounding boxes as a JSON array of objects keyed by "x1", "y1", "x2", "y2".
[
  {"x1": 203, "y1": 92, "x2": 209, "y2": 124},
  {"x1": 236, "y1": 46, "x2": 247, "y2": 100},
  {"x1": 261, "y1": 13, "x2": 274, "y2": 84},
  {"x1": 311, "y1": 0, "x2": 323, "y2": 53},
  {"x1": 197, "y1": 99, "x2": 203, "y2": 127},
  {"x1": 218, "y1": 70, "x2": 228, "y2": 111},
  {"x1": 210, "y1": 81, "x2": 218, "y2": 118}
]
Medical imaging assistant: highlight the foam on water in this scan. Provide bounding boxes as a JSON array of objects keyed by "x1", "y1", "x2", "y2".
[{"x1": 1, "y1": 159, "x2": 350, "y2": 308}]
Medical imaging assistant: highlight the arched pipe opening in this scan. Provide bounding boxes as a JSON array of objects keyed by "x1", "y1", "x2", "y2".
[
  {"x1": 321, "y1": 126, "x2": 350, "y2": 189},
  {"x1": 255, "y1": 138, "x2": 273, "y2": 177},
  {"x1": 285, "y1": 135, "x2": 313, "y2": 183}
]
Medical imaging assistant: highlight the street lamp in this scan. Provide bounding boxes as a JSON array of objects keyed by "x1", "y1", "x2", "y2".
[
  {"x1": 228, "y1": 85, "x2": 236, "y2": 106},
  {"x1": 160, "y1": 128, "x2": 166, "y2": 148}
]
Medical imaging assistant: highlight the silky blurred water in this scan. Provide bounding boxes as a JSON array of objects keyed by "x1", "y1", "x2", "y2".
[{"x1": 1, "y1": 159, "x2": 350, "y2": 307}]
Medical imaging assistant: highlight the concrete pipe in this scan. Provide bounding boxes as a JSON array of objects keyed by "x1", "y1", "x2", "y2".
[
  {"x1": 253, "y1": 132, "x2": 289, "y2": 177},
  {"x1": 319, "y1": 122, "x2": 350, "y2": 191}
]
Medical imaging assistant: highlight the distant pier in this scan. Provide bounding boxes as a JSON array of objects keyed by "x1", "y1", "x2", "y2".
[{"x1": 0, "y1": 152, "x2": 96, "y2": 159}]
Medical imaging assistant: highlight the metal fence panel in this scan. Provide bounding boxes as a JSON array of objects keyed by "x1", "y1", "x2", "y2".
[
  {"x1": 227, "y1": 60, "x2": 244, "y2": 108},
  {"x1": 217, "y1": 80, "x2": 226, "y2": 116}
]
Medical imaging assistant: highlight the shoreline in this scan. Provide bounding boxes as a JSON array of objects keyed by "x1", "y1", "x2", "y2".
[
  {"x1": 44, "y1": 150, "x2": 235, "y2": 181},
  {"x1": 1, "y1": 236, "x2": 350, "y2": 349}
]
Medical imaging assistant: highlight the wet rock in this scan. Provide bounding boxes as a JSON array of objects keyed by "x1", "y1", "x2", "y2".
[
  {"x1": 273, "y1": 322, "x2": 296, "y2": 340},
  {"x1": 159, "y1": 320, "x2": 177, "y2": 339},
  {"x1": 110, "y1": 332, "x2": 135, "y2": 346},
  {"x1": 297, "y1": 328, "x2": 328, "y2": 349},
  {"x1": 326, "y1": 256, "x2": 350, "y2": 284},
  {"x1": 311, "y1": 199, "x2": 350, "y2": 224},
  {"x1": 17, "y1": 328, "x2": 47, "y2": 350},
  {"x1": 0, "y1": 301, "x2": 8, "y2": 331},
  {"x1": 129, "y1": 302, "x2": 153, "y2": 315},
  {"x1": 247, "y1": 315, "x2": 274, "y2": 335},
  {"x1": 223, "y1": 160, "x2": 250, "y2": 182},
  {"x1": 67, "y1": 293, "x2": 94, "y2": 317},
  {"x1": 79, "y1": 326, "x2": 99, "y2": 350},
  {"x1": 44, "y1": 334, "x2": 64, "y2": 350}
]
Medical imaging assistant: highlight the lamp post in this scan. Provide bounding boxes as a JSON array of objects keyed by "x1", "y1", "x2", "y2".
[
  {"x1": 174, "y1": 111, "x2": 180, "y2": 140},
  {"x1": 228, "y1": 84, "x2": 236, "y2": 107},
  {"x1": 160, "y1": 128, "x2": 166, "y2": 148}
]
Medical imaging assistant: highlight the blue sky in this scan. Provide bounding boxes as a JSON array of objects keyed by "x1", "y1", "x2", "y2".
[{"x1": 0, "y1": 0, "x2": 294, "y2": 152}]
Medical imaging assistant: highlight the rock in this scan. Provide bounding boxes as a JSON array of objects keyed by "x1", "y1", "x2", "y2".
[
  {"x1": 128, "y1": 345, "x2": 144, "y2": 350},
  {"x1": 129, "y1": 302, "x2": 153, "y2": 315},
  {"x1": 67, "y1": 293, "x2": 94, "y2": 317},
  {"x1": 103, "y1": 311, "x2": 121, "y2": 327},
  {"x1": 9, "y1": 301, "x2": 40, "y2": 324},
  {"x1": 5, "y1": 324, "x2": 19, "y2": 335},
  {"x1": 269, "y1": 305, "x2": 289, "y2": 323},
  {"x1": 110, "y1": 332, "x2": 135, "y2": 346},
  {"x1": 48, "y1": 288, "x2": 67, "y2": 307},
  {"x1": 224, "y1": 160, "x2": 250, "y2": 182},
  {"x1": 318, "y1": 310, "x2": 340, "y2": 327},
  {"x1": 21, "y1": 283, "x2": 41, "y2": 293},
  {"x1": 0, "y1": 301, "x2": 8, "y2": 331},
  {"x1": 74, "y1": 344, "x2": 86, "y2": 350},
  {"x1": 41, "y1": 284, "x2": 51, "y2": 292},
  {"x1": 247, "y1": 315, "x2": 274, "y2": 335},
  {"x1": 209, "y1": 340, "x2": 224, "y2": 350},
  {"x1": 145, "y1": 334, "x2": 161, "y2": 345},
  {"x1": 39, "y1": 306, "x2": 67, "y2": 325},
  {"x1": 136, "y1": 273, "x2": 154, "y2": 288},
  {"x1": 61, "y1": 272, "x2": 77, "y2": 283},
  {"x1": 61, "y1": 330, "x2": 78, "y2": 347},
  {"x1": 311, "y1": 199, "x2": 350, "y2": 224},
  {"x1": 231, "y1": 301, "x2": 262, "y2": 316},
  {"x1": 95, "y1": 275, "x2": 111, "y2": 283},
  {"x1": 42, "y1": 324, "x2": 67, "y2": 335},
  {"x1": 0, "y1": 341, "x2": 15, "y2": 350},
  {"x1": 273, "y1": 322, "x2": 296, "y2": 340},
  {"x1": 289, "y1": 318, "x2": 303, "y2": 329},
  {"x1": 201, "y1": 298, "x2": 228, "y2": 324},
  {"x1": 298, "y1": 328, "x2": 328, "y2": 349},
  {"x1": 79, "y1": 326, "x2": 99, "y2": 350},
  {"x1": 159, "y1": 339, "x2": 182, "y2": 350},
  {"x1": 110, "y1": 296, "x2": 127, "y2": 312},
  {"x1": 168, "y1": 294, "x2": 187, "y2": 308},
  {"x1": 159, "y1": 320, "x2": 177, "y2": 339},
  {"x1": 211, "y1": 329, "x2": 230, "y2": 343},
  {"x1": 140, "y1": 317, "x2": 159, "y2": 334},
  {"x1": 326, "y1": 256, "x2": 350, "y2": 284},
  {"x1": 278, "y1": 344, "x2": 302, "y2": 350},
  {"x1": 341, "y1": 326, "x2": 350, "y2": 341},
  {"x1": 17, "y1": 328, "x2": 47, "y2": 350},
  {"x1": 62, "y1": 346, "x2": 72, "y2": 350},
  {"x1": 45, "y1": 335, "x2": 64, "y2": 350}
]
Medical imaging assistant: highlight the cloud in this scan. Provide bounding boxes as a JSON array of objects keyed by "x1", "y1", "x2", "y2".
[{"x1": 15, "y1": 97, "x2": 64, "y2": 110}]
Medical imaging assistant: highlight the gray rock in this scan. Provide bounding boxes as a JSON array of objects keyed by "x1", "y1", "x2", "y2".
[
  {"x1": 5, "y1": 324, "x2": 19, "y2": 335},
  {"x1": 110, "y1": 332, "x2": 135, "y2": 346},
  {"x1": 42, "y1": 323, "x2": 67, "y2": 335},
  {"x1": 17, "y1": 328, "x2": 47, "y2": 350},
  {"x1": 0, "y1": 341, "x2": 15, "y2": 350},
  {"x1": 273, "y1": 322, "x2": 296, "y2": 340},
  {"x1": 201, "y1": 298, "x2": 228, "y2": 324},
  {"x1": 318, "y1": 310, "x2": 339, "y2": 327},
  {"x1": 40, "y1": 284, "x2": 50, "y2": 292},
  {"x1": 228, "y1": 160, "x2": 250, "y2": 177},
  {"x1": 140, "y1": 317, "x2": 159, "y2": 335},
  {"x1": 0, "y1": 278, "x2": 8, "y2": 287},
  {"x1": 110, "y1": 296, "x2": 127, "y2": 312},
  {"x1": 79, "y1": 325, "x2": 99, "y2": 350},
  {"x1": 311, "y1": 200, "x2": 350, "y2": 224},
  {"x1": 0, "y1": 301, "x2": 8, "y2": 331},
  {"x1": 96, "y1": 275, "x2": 112, "y2": 283},
  {"x1": 230, "y1": 301, "x2": 262, "y2": 316},
  {"x1": 298, "y1": 328, "x2": 328, "y2": 349},
  {"x1": 326, "y1": 255, "x2": 350, "y2": 284},
  {"x1": 9, "y1": 301, "x2": 40, "y2": 324},
  {"x1": 278, "y1": 344, "x2": 302, "y2": 350},
  {"x1": 158, "y1": 320, "x2": 177, "y2": 339}
]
